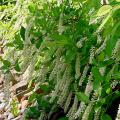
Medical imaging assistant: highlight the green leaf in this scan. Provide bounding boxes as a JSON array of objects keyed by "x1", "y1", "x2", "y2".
[
  {"x1": 20, "y1": 26, "x2": 25, "y2": 41},
  {"x1": 98, "y1": 59, "x2": 114, "y2": 67},
  {"x1": 40, "y1": 82, "x2": 52, "y2": 93},
  {"x1": 1, "y1": 59, "x2": 11, "y2": 72},
  {"x1": 106, "y1": 88, "x2": 111, "y2": 94},
  {"x1": 101, "y1": 114, "x2": 112, "y2": 120},
  {"x1": 14, "y1": 34, "x2": 23, "y2": 50},
  {"x1": 98, "y1": 52, "x2": 105, "y2": 61},
  {"x1": 25, "y1": 106, "x2": 40, "y2": 119},
  {"x1": 50, "y1": 34, "x2": 70, "y2": 46},
  {"x1": 105, "y1": 22, "x2": 120, "y2": 57},
  {"x1": 97, "y1": 13, "x2": 111, "y2": 32},
  {"x1": 92, "y1": 67, "x2": 103, "y2": 90},
  {"x1": 97, "y1": 5, "x2": 112, "y2": 17},
  {"x1": 14, "y1": 60, "x2": 21, "y2": 72},
  {"x1": 37, "y1": 96, "x2": 51, "y2": 112},
  {"x1": 88, "y1": 109, "x2": 94, "y2": 120},
  {"x1": 5, "y1": 42, "x2": 14, "y2": 47},
  {"x1": 28, "y1": 78, "x2": 36, "y2": 89},
  {"x1": 3, "y1": 60, "x2": 11, "y2": 67},
  {"x1": 95, "y1": 98, "x2": 106, "y2": 112},
  {"x1": 10, "y1": 99, "x2": 19, "y2": 117},
  {"x1": 116, "y1": 0, "x2": 120, "y2": 2},
  {"x1": 36, "y1": 37, "x2": 43, "y2": 49},
  {"x1": 28, "y1": 92, "x2": 37, "y2": 103},
  {"x1": 28, "y1": 4, "x2": 36, "y2": 13},
  {"x1": 112, "y1": 73, "x2": 120, "y2": 79},
  {"x1": 65, "y1": 49, "x2": 76, "y2": 62},
  {"x1": 76, "y1": 92, "x2": 89, "y2": 103}
]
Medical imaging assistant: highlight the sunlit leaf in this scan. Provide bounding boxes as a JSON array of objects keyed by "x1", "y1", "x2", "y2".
[
  {"x1": 101, "y1": 114, "x2": 112, "y2": 120},
  {"x1": 97, "y1": 13, "x2": 111, "y2": 32},
  {"x1": 97, "y1": 5, "x2": 112, "y2": 17},
  {"x1": 92, "y1": 67, "x2": 103, "y2": 90},
  {"x1": 116, "y1": 0, "x2": 120, "y2": 2},
  {"x1": 76, "y1": 92, "x2": 89, "y2": 103}
]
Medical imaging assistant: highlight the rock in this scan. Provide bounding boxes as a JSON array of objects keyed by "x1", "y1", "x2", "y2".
[
  {"x1": 6, "y1": 107, "x2": 11, "y2": 112},
  {"x1": 0, "y1": 89, "x2": 3, "y2": 93},
  {"x1": 8, "y1": 113, "x2": 14, "y2": 120},
  {"x1": 4, "y1": 111, "x2": 9, "y2": 117},
  {"x1": 0, "y1": 75, "x2": 3, "y2": 85},
  {"x1": 9, "y1": 98, "x2": 13, "y2": 102},
  {"x1": 0, "y1": 92, "x2": 4, "y2": 101},
  {"x1": 0, "y1": 102, "x2": 7, "y2": 111},
  {"x1": 20, "y1": 108, "x2": 26, "y2": 114},
  {"x1": 10, "y1": 81, "x2": 28, "y2": 102},
  {"x1": 4, "y1": 104, "x2": 10, "y2": 111},
  {"x1": 10, "y1": 81, "x2": 27, "y2": 93},
  {"x1": 12, "y1": 115, "x2": 21, "y2": 120},
  {"x1": 20, "y1": 96, "x2": 28, "y2": 103},
  {"x1": 0, "y1": 99, "x2": 6, "y2": 103},
  {"x1": 0, "y1": 114, "x2": 5, "y2": 120},
  {"x1": 21, "y1": 100, "x2": 28, "y2": 109},
  {"x1": 0, "y1": 85, "x2": 3, "y2": 90},
  {"x1": 18, "y1": 104, "x2": 21, "y2": 109}
]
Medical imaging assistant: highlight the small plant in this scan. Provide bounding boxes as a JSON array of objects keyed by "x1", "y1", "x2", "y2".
[{"x1": 10, "y1": 98, "x2": 19, "y2": 117}]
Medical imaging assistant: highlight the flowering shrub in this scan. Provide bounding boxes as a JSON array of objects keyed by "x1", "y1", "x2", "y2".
[{"x1": 0, "y1": 0, "x2": 120, "y2": 120}]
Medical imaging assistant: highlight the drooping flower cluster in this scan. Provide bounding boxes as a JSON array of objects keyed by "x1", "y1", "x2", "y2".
[
  {"x1": 96, "y1": 38, "x2": 107, "y2": 55},
  {"x1": 89, "y1": 46, "x2": 95, "y2": 64},
  {"x1": 57, "y1": 66, "x2": 72, "y2": 107},
  {"x1": 97, "y1": 34, "x2": 103, "y2": 45},
  {"x1": 116, "y1": 104, "x2": 120, "y2": 120},
  {"x1": 94, "y1": 108, "x2": 101, "y2": 120},
  {"x1": 49, "y1": 63, "x2": 66, "y2": 103},
  {"x1": 79, "y1": 65, "x2": 89, "y2": 86},
  {"x1": 73, "y1": 73, "x2": 93, "y2": 119},
  {"x1": 81, "y1": 100, "x2": 94, "y2": 120},
  {"x1": 67, "y1": 95, "x2": 78, "y2": 120},
  {"x1": 39, "y1": 111, "x2": 47, "y2": 120},
  {"x1": 75, "y1": 53, "x2": 81, "y2": 79},
  {"x1": 3, "y1": 72, "x2": 11, "y2": 101},
  {"x1": 37, "y1": 65, "x2": 48, "y2": 83},
  {"x1": 64, "y1": 91, "x2": 73, "y2": 113},
  {"x1": 112, "y1": 40, "x2": 120, "y2": 61},
  {"x1": 99, "y1": 67, "x2": 106, "y2": 76},
  {"x1": 76, "y1": 37, "x2": 87, "y2": 48}
]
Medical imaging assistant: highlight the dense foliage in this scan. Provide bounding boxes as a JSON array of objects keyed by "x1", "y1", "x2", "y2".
[{"x1": 0, "y1": 0, "x2": 120, "y2": 120}]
